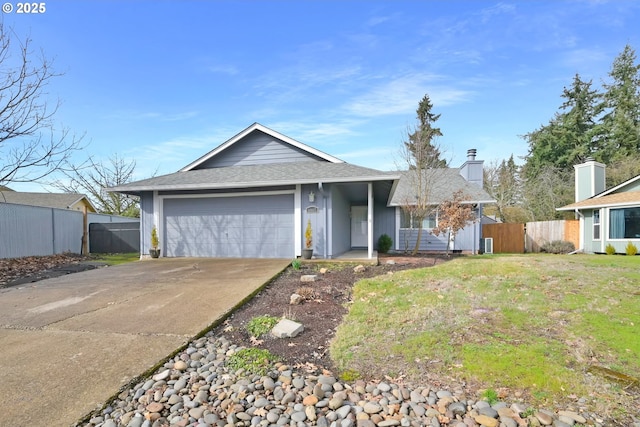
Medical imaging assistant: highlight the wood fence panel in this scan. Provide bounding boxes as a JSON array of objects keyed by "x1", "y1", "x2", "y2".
[
  {"x1": 526, "y1": 220, "x2": 565, "y2": 252},
  {"x1": 482, "y1": 223, "x2": 525, "y2": 253},
  {"x1": 564, "y1": 219, "x2": 580, "y2": 251}
]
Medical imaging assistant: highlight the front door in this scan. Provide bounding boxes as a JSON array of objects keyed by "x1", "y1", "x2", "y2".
[{"x1": 350, "y1": 206, "x2": 368, "y2": 247}]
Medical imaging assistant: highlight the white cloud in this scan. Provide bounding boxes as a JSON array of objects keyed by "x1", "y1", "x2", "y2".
[{"x1": 343, "y1": 74, "x2": 473, "y2": 118}]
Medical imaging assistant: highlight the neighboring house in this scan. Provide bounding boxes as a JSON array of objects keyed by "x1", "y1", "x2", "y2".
[
  {"x1": 0, "y1": 191, "x2": 97, "y2": 213},
  {"x1": 109, "y1": 123, "x2": 494, "y2": 259},
  {"x1": 558, "y1": 158, "x2": 640, "y2": 253}
]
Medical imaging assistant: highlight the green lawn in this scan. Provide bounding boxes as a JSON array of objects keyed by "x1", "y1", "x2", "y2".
[
  {"x1": 331, "y1": 254, "x2": 640, "y2": 420},
  {"x1": 90, "y1": 252, "x2": 139, "y2": 265}
]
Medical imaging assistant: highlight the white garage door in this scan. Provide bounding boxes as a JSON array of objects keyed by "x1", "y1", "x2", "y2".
[{"x1": 163, "y1": 194, "x2": 294, "y2": 258}]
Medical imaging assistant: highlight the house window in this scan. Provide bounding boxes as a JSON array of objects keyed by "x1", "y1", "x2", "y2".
[
  {"x1": 609, "y1": 207, "x2": 640, "y2": 239},
  {"x1": 593, "y1": 209, "x2": 600, "y2": 240},
  {"x1": 400, "y1": 211, "x2": 437, "y2": 229}
]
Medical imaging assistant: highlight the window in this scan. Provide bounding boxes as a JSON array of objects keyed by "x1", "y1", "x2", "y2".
[
  {"x1": 609, "y1": 207, "x2": 640, "y2": 239},
  {"x1": 593, "y1": 209, "x2": 600, "y2": 240},
  {"x1": 401, "y1": 211, "x2": 437, "y2": 229}
]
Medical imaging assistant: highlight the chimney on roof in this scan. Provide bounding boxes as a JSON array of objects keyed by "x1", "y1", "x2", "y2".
[
  {"x1": 460, "y1": 148, "x2": 483, "y2": 187},
  {"x1": 467, "y1": 149, "x2": 477, "y2": 161},
  {"x1": 574, "y1": 157, "x2": 606, "y2": 203}
]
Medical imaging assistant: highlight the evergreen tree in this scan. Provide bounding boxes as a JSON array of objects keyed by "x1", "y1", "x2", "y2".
[
  {"x1": 523, "y1": 74, "x2": 602, "y2": 178},
  {"x1": 404, "y1": 94, "x2": 446, "y2": 169},
  {"x1": 600, "y1": 44, "x2": 640, "y2": 163}
]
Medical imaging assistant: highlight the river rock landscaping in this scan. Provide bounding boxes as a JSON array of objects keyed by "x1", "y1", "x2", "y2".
[{"x1": 71, "y1": 254, "x2": 635, "y2": 427}]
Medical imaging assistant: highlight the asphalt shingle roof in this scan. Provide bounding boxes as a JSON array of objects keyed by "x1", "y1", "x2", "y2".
[
  {"x1": 388, "y1": 168, "x2": 495, "y2": 206},
  {"x1": 109, "y1": 162, "x2": 400, "y2": 193},
  {"x1": 0, "y1": 192, "x2": 94, "y2": 211},
  {"x1": 557, "y1": 191, "x2": 640, "y2": 210}
]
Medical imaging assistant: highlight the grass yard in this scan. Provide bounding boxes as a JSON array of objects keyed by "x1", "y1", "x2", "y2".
[
  {"x1": 90, "y1": 252, "x2": 140, "y2": 265},
  {"x1": 331, "y1": 254, "x2": 640, "y2": 422}
]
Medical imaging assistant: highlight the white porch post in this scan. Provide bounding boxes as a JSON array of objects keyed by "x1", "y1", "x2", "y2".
[
  {"x1": 368, "y1": 182, "x2": 374, "y2": 259},
  {"x1": 294, "y1": 184, "x2": 302, "y2": 257}
]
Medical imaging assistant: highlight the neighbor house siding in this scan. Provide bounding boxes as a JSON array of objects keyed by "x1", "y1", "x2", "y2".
[{"x1": 196, "y1": 130, "x2": 324, "y2": 168}]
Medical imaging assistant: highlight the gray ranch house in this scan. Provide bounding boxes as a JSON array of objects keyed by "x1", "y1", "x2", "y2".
[
  {"x1": 110, "y1": 123, "x2": 494, "y2": 259},
  {"x1": 558, "y1": 158, "x2": 640, "y2": 253}
]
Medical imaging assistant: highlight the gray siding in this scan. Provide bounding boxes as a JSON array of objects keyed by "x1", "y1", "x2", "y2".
[
  {"x1": 302, "y1": 183, "x2": 328, "y2": 257},
  {"x1": 0, "y1": 203, "x2": 82, "y2": 258},
  {"x1": 399, "y1": 229, "x2": 448, "y2": 252},
  {"x1": 330, "y1": 184, "x2": 351, "y2": 257},
  {"x1": 196, "y1": 130, "x2": 325, "y2": 169},
  {"x1": 374, "y1": 204, "x2": 395, "y2": 250},
  {"x1": 140, "y1": 192, "x2": 155, "y2": 256}
]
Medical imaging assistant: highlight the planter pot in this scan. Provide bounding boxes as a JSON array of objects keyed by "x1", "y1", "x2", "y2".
[
  {"x1": 149, "y1": 248, "x2": 161, "y2": 258},
  {"x1": 301, "y1": 248, "x2": 313, "y2": 260}
]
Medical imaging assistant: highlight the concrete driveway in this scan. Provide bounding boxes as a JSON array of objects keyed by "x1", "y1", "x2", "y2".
[{"x1": 0, "y1": 257, "x2": 289, "y2": 427}]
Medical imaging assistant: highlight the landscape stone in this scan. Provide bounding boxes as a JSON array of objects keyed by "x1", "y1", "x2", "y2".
[
  {"x1": 271, "y1": 318, "x2": 304, "y2": 338},
  {"x1": 290, "y1": 293, "x2": 304, "y2": 304},
  {"x1": 354, "y1": 265, "x2": 366, "y2": 273},
  {"x1": 300, "y1": 274, "x2": 317, "y2": 282}
]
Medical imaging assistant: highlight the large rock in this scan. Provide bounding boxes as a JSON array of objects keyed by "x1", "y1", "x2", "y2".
[{"x1": 271, "y1": 318, "x2": 304, "y2": 338}]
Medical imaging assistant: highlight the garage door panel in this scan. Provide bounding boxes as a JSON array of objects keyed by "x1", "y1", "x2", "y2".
[{"x1": 163, "y1": 194, "x2": 294, "y2": 258}]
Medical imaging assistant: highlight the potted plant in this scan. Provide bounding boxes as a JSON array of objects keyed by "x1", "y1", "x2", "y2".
[
  {"x1": 302, "y1": 219, "x2": 313, "y2": 259},
  {"x1": 150, "y1": 226, "x2": 161, "y2": 258}
]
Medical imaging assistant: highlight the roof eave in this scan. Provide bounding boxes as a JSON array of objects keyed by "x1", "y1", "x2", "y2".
[{"x1": 108, "y1": 174, "x2": 401, "y2": 194}]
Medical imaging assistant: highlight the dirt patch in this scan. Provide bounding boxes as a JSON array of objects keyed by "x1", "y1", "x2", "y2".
[
  {"x1": 219, "y1": 254, "x2": 449, "y2": 373},
  {"x1": 0, "y1": 253, "x2": 104, "y2": 288}
]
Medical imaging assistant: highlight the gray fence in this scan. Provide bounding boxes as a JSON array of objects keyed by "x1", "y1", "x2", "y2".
[
  {"x1": 0, "y1": 202, "x2": 83, "y2": 258},
  {"x1": 89, "y1": 222, "x2": 140, "y2": 253}
]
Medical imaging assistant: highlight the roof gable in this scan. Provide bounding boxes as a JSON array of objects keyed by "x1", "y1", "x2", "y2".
[{"x1": 181, "y1": 123, "x2": 343, "y2": 171}]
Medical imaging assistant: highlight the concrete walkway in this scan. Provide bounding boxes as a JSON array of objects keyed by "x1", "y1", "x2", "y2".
[{"x1": 0, "y1": 258, "x2": 289, "y2": 427}]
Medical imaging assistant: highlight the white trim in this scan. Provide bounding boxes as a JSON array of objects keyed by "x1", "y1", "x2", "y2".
[
  {"x1": 181, "y1": 123, "x2": 344, "y2": 171},
  {"x1": 605, "y1": 206, "x2": 640, "y2": 241},
  {"x1": 395, "y1": 207, "x2": 401, "y2": 251},
  {"x1": 368, "y1": 182, "x2": 374, "y2": 259},
  {"x1": 153, "y1": 190, "x2": 161, "y2": 257},
  {"x1": 158, "y1": 190, "x2": 294, "y2": 200},
  {"x1": 158, "y1": 189, "x2": 296, "y2": 257},
  {"x1": 295, "y1": 185, "x2": 302, "y2": 257}
]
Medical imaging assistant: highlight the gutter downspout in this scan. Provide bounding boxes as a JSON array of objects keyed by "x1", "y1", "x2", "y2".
[
  {"x1": 575, "y1": 208, "x2": 585, "y2": 253},
  {"x1": 318, "y1": 182, "x2": 328, "y2": 259}
]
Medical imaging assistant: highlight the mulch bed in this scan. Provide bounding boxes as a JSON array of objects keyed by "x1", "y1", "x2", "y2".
[{"x1": 219, "y1": 253, "x2": 450, "y2": 373}]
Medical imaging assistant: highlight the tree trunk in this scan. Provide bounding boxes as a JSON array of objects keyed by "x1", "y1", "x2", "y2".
[{"x1": 412, "y1": 227, "x2": 423, "y2": 255}]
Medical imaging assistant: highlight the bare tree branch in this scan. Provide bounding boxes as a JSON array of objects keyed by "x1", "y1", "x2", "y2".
[{"x1": 0, "y1": 23, "x2": 83, "y2": 186}]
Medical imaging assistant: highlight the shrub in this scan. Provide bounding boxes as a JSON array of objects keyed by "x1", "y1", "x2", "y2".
[
  {"x1": 226, "y1": 348, "x2": 280, "y2": 375},
  {"x1": 540, "y1": 240, "x2": 575, "y2": 254},
  {"x1": 295, "y1": 286, "x2": 316, "y2": 300},
  {"x1": 377, "y1": 234, "x2": 392, "y2": 253},
  {"x1": 291, "y1": 259, "x2": 301, "y2": 270},
  {"x1": 605, "y1": 244, "x2": 616, "y2": 255},
  {"x1": 625, "y1": 242, "x2": 638, "y2": 256},
  {"x1": 246, "y1": 315, "x2": 279, "y2": 338}
]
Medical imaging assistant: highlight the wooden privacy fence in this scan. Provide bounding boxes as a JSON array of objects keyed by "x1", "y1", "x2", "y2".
[
  {"x1": 483, "y1": 223, "x2": 525, "y2": 253},
  {"x1": 526, "y1": 220, "x2": 579, "y2": 252},
  {"x1": 482, "y1": 220, "x2": 580, "y2": 254}
]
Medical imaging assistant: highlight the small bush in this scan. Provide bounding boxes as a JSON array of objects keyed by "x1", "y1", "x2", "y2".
[
  {"x1": 540, "y1": 240, "x2": 575, "y2": 254},
  {"x1": 625, "y1": 242, "x2": 638, "y2": 256},
  {"x1": 226, "y1": 348, "x2": 280, "y2": 375},
  {"x1": 295, "y1": 286, "x2": 316, "y2": 300},
  {"x1": 291, "y1": 259, "x2": 301, "y2": 270},
  {"x1": 605, "y1": 244, "x2": 616, "y2": 255},
  {"x1": 246, "y1": 315, "x2": 279, "y2": 338},
  {"x1": 377, "y1": 234, "x2": 393, "y2": 253},
  {"x1": 481, "y1": 388, "x2": 499, "y2": 405}
]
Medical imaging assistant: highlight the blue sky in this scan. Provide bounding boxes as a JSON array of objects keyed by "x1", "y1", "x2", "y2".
[{"x1": 5, "y1": 0, "x2": 640, "y2": 192}]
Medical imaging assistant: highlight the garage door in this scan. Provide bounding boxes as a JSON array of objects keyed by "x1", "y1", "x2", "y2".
[{"x1": 163, "y1": 194, "x2": 294, "y2": 258}]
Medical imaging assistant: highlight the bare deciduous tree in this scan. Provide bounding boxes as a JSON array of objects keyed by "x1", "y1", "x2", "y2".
[
  {"x1": 51, "y1": 155, "x2": 141, "y2": 217},
  {"x1": 0, "y1": 24, "x2": 83, "y2": 186},
  {"x1": 432, "y1": 190, "x2": 478, "y2": 256}
]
